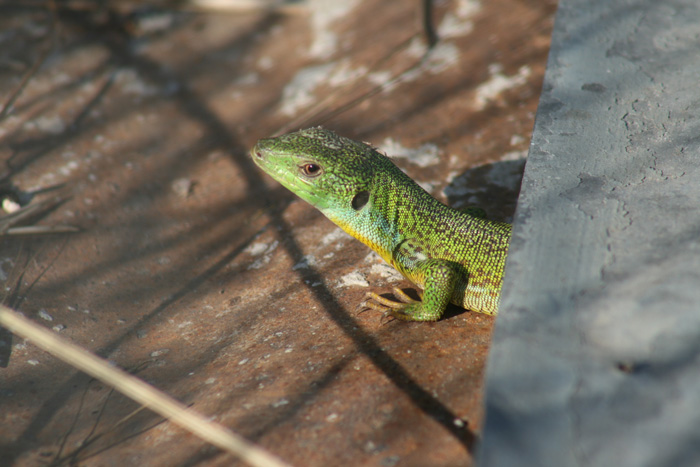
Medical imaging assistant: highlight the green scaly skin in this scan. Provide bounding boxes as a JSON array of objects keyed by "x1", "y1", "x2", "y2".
[{"x1": 251, "y1": 128, "x2": 511, "y2": 321}]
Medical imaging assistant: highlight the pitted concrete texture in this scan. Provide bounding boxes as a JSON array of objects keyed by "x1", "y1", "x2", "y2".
[{"x1": 480, "y1": 0, "x2": 700, "y2": 466}]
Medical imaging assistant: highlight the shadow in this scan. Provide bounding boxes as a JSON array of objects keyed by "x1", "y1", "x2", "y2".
[
  {"x1": 0, "y1": 327, "x2": 11, "y2": 368},
  {"x1": 445, "y1": 159, "x2": 526, "y2": 223},
  {"x1": 4, "y1": 71, "x2": 116, "y2": 179}
]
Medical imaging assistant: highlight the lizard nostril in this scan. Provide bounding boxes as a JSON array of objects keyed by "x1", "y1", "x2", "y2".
[{"x1": 255, "y1": 151, "x2": 263, "y2": 159}]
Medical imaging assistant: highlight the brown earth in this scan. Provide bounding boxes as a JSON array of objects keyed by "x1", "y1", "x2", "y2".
[{"x1": 0, "y1": 1, "x2": 556, "y2": 465}]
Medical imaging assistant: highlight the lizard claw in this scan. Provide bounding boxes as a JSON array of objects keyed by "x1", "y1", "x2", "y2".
[
  {"x1": 379, "y1": 312, "x2": 397, "y2": 326},
  {"x1": 355, "y1": 301, "x2": 372, "y2": 315},
  {"x1": 357, "y1": 288, "x2": 421, "y2": 323}
]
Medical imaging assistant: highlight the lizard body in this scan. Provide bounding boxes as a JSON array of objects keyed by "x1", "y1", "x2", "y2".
[{"x1": 251, "y1": 128, "x2": 511, "y2": 321}]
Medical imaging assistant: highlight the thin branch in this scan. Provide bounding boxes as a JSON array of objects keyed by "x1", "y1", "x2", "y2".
[{"x1": 0, "y1": 306, "x2": 290, "y2": 467}]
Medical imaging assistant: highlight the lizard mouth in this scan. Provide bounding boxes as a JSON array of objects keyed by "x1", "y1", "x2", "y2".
[
  {"x1": 250, "y1": 144, "x2": 294, "y2": 188},
  {"x1": 251, "y1": 142, "x2": 264, "y2": 160},
  {"x1": 250, "y1": 144, "x2": 273, "y2": 171}
]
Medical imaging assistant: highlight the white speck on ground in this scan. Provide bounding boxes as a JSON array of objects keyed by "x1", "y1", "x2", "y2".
[
  {"x1": 447, "y1": 169, "x2": 460, "y2": 185},
  {"x1": 457, "y1": 0, "x2": 481, "y2": 17},
  {"x1": 115, "y1": 68, "x2": 159, "y2": 96},
  {"x1": 40, "y1": 159, "x2": 79, "y2": 184},
  {"x1": 171, "y1": 178, "x2": 194, "y2": 198},
  {"x1": 364, "y1": 251, "x2": 382, "y2": 263},
  {"x1": 422, "y1": 42, "x2": 461, "y2": 75},
  {"x1": 307, "y1": 0, "x2": 362, "y2": 59},
  {"x1": 51, "y1": 71, "x2": 72, "y2": 87},
  {"x1": 406, "y1": 35, "x2": 428, "y2": 59},
  {"x1": 474, "y1": 64, "x2": 531, "y2": 110},
  {"x1": 292, "y1": 255, "x2": 318, "y2": 270},
  {"x1": 150, "y1": 349, "x2": 170, "y2": 357},
  {"x1": 438, "y1": 0, "x2": 481, "y2": 38},
  {"x1": 327, "y1": 59, "x2": 368, "y2": 87},
  {"x1": 32, "y1": 115, "x2": 66, "y2": 135},
  {"x1": 337, "y1": 271, "x2": 369, "y2": 288},
  {"x1": 403, "y1": 39, "x2": 461, "y2": 82},
  {"x1": 279, "y1": 62, "x2": 335, "y2": 116},
  {"x1": 510, "y1": 134, "x2": 525, "y2": 146},
  {"x1": 379, "y1": 137, "x2": 441, "y2": 168},
  {"x1": 257, "y1": 55, "x2": 273, "y2": 70},
  {"x1": 367, "y1": 70, "x2": 392, "y2": 86},
  {"x1": 416, "y1": 180, "x2": 440, "y2": 195},
  {"x1": 501, "y1": 149, "x2": 528, "y2": 161},
  {"x1": 279, "y1": 59, "x2": 368, "y2": 116},
  {"x1": 438, "y1": 13, "x2": 474, "y2": 38},
  {"x1": 38, "y1": 309, "x2": 53, "y2": 321},
  {"x1": 382, "y1": 40, "x2": 461, "y2": 90},
  {"x1": 132, "y1": 11, "x2": 174, "y2": 34},
  {"x1": 321, "y1": 227, "x2": 351, "y2": 246},
  {"x1": 370, "y1": 263, "x2": 404, "y2": 282},
  {"x1": 234, "y1": 72, "x2": 259, "y2": 86},
  {"x1": 246, "y1": 240, "x2": 280, "y2": 269},
  {"x1": 246, "y1": 240, "x2": 276, "y2": 256}
]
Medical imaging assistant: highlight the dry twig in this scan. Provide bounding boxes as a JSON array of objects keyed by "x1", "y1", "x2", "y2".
[{"x1": 0, "y1": 306, "x2": 289, "y2": 467}]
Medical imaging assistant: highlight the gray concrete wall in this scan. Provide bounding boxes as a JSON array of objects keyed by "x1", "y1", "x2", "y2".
[{"x1": 479, "y1": 0, "x2": 700, "y2": 465}]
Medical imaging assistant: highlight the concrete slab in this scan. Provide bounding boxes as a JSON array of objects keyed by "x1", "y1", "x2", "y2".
[{"x1": 480, "y1": 0, "x2": 700, "y2": 466}]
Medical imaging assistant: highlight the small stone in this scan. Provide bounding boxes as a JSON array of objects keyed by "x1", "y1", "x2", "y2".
[
  {"x1": 171, "y1": 178, "x2": 195, "y2": 198},
  {"x1": 38, "y1": 309, "x2": 53, "y2": 321},
  {"x1": 150, "y1": 349, "x2": 169, "y2": 357}
]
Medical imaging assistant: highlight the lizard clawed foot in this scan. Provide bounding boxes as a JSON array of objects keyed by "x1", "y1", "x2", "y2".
[{"x1": 357, "y1": 287, "x2": 421, "y2": 323}]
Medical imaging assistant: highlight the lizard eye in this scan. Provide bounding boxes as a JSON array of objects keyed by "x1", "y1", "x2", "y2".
[{"x1": 300, "y1": 163, "x2": 322, "y2": 177}]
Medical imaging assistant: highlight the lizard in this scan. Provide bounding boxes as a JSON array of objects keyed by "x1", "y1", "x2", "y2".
[{"x1": 251, "y1": 127, "x2": 511, "y2": 322}]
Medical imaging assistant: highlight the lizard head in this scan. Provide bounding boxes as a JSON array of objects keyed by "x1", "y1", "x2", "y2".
[{"x1": 251, "y1": 127, "x2": 392, "y2": 218}]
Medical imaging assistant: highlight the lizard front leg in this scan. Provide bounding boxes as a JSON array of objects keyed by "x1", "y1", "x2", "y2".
[{"x1": 363, "y1": 258, "x2": 459, "y2": 322}]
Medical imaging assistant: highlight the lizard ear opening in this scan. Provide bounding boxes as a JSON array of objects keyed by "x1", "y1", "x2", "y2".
[{"x1": 351, "y1": 190, "x2": 370, "y2": 211}]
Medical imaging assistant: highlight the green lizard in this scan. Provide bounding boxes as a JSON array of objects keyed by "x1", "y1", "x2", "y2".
[{"x1": 251, "y1": 128, "x2": 511, "y2": 321}]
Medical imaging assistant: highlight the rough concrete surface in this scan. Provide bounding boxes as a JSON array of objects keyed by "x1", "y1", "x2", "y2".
[
  {"x1": 480, "y1": 0, "x2": 700, "y2": 466},
  {"x1": 0, "y1": 1, "x2": 555, "y2": 465}
]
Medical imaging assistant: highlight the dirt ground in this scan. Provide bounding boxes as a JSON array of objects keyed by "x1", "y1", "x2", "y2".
[{"x1": 0, "y1": 1, "x2": 556, "y2": 465}]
